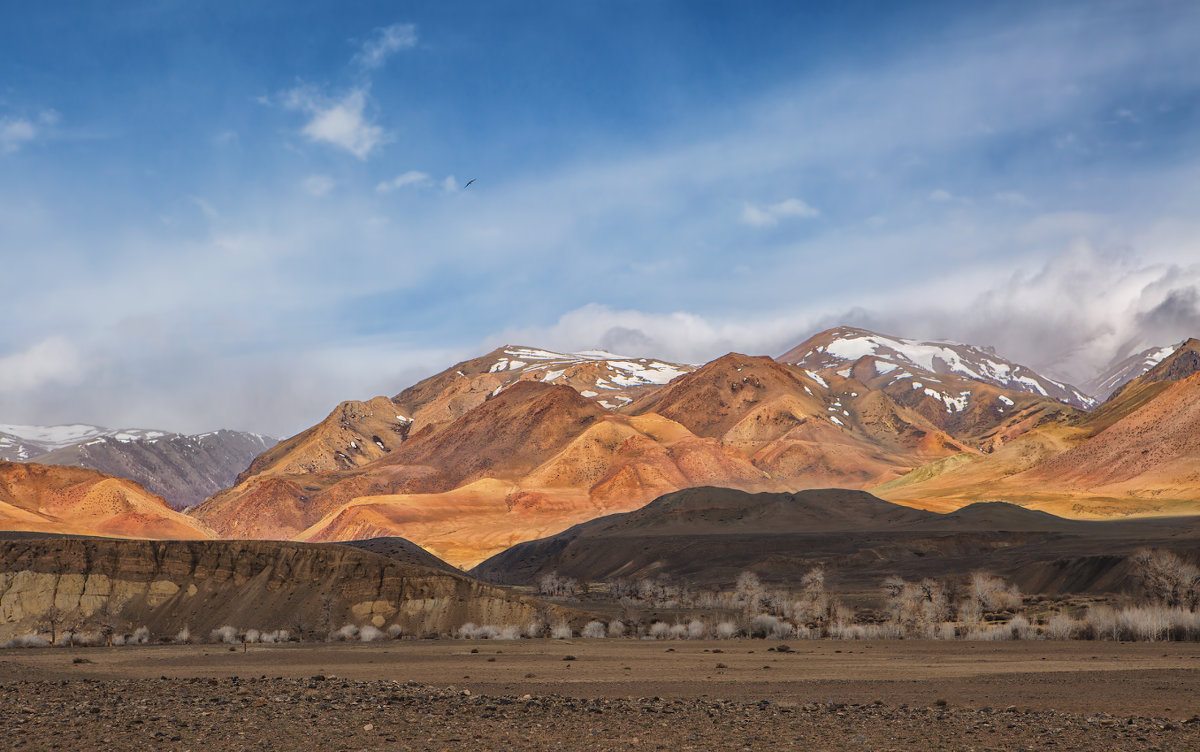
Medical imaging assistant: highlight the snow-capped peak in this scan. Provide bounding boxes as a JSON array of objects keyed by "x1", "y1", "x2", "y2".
[
  {"x1": 1083, "y1": 342, "x2": 1181, "y2": 401},
  {"x1": 779, "y1": 327, "x2": 1097, "y2": 410},
  {"x1": 483, "y1": 345, "x2": 694, "y2": 401}
]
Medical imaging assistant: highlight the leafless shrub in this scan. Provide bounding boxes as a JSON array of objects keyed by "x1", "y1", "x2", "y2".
[
  {"x1": 550, "y1": 622, "x2": 572, "y2": 639},
  {"x1": 926, "y1": 622, "x2": 956, "y2": 640},
  {"x1": 1133, "y1": 549, "x2": 1200, "y2": 609},
  {"x1": 736, "y1": 572, "x2": 767, "y2": 614},
  {"x1": 668, "y1": 623, "x2": 688, "y2": 640},
  {"x1": 830, "y1": 623, "x2": 903, "y2": 640},
  {"x1": 1008, "y1": 615, "x2": 1036, "y2": 640},
  {"x1": 244, "y1": 629, "x2": 261, "y2": 644},
  {"x1": 497, "y1": 626, "x2": 522, "y2": 640},
  {"x1": 537, "y1": 572, "x2": 579, "y2": 599},
  {"x1": 259, "y1": 631, "x2": 279, "y2": 644},
  {"x1": 647, "y1": 622, "x2": 671, "y2": 640},
  {"x1": 129, "y1": 626, "x2": 150, "y2": 645},
  {"x1": 5, "y1": 633, "x2": 49, "y2": 648},
  {"x1": 174, "y1": 627, "x2": 192, "y2": 644},
  {"x1": 687, "y1": 619, "x2": 707, "y2": 639},
  {"x1": 73, "y1": 632, "x2": 101, "y2": 647},
  {"x1": 456, "y1": 623, "x2": 500, "y2": 639},
  {"x1": 749, "y1": 614, "x2": 794, "y2": 639},
  {"x1": 607, "y1": 620, "x2": 627, "y2": 638},
  {"x1": 582, "y1": 621, "x2": 606, "y2": 639},
  {"x1": 277, "y1": 629, "x2": 292, "y2": 642},
  {"x1": 524, "y1": 621, "x2": 543, "y2": 639},
  {"x1": 971, "y1": 573, "x2": 1022, "y2": 612},
  {"x1": 387, "y1": 624, "x2": 403, "y2": 639},
  {"x1": 333, "y1": 624, "x2": 360, "y2": 642},
  {"x1": 715, "y1": 621, "x2": 739, "y2": 639},
  {"x1": 1083, "y1": 606, "x2": 1121, "y2": 641},
  {"x1": 964, "y1": 625, "x2": 1012, "y2": 641},
  {"x1": 359, "y1": 625, "x2": 385, "y2": 642},
  {"x1": 210, "y1": 625, "x2": 239, "y2": 644},
  {"x1": 1046, "y1": 613, "x2": 1078, "y2": 640}
]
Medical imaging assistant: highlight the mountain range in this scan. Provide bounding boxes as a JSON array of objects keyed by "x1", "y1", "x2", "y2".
[
  {"x1": 0, "y1": 424, "x2": 274, "y2": 510},
  {"x1": 3, "y1": 328, "x2": 1198, "y2": 569}
]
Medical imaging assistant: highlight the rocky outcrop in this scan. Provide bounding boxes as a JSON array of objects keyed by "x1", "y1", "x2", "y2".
[{"x1": 0, "y1": 537, "x2": 578, "y2": 643}]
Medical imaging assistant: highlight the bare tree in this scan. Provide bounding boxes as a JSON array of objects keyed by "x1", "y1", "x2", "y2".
[{"x1": 1133, "y1": 549, "x2": 1200, "y2": 609}]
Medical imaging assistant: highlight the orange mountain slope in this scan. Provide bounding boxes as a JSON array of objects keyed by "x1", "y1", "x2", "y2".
[
  {"x1": 876, "y1": 340, "x2": 1200, "y2": 518},
  {"x1": 194, "y1": 354, "x2": 992, "y2": 566},
  {"x1": 0, "y1": 462, "x2": 214, "y2": 539}
]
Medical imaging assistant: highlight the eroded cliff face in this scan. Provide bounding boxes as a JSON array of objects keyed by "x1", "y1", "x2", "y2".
[{"x1": 0, "y1": 537, "x2": 573, "y2": 642}]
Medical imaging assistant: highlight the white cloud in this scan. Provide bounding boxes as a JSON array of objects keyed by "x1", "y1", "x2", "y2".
[
  {"x1": 302, "y1": 174, "x2": 336, "y2": 196},
  {"x1": 284, "y1": 87, "x2": 385, "y2": 159},
  {"x1": 929, "y1": 189, "x2": 954, "y2": 202},
  {"x1": 0, "y1": 118, "x2": 37, "y2": 153},
  {"x1": 354, "y1": 23, "x2": 417, "y2": 70},
  {"x1": 739, "y1": 197, "x2": 819, "y2": 227},
  {"x1": 0, "y1": 338, "x2": 82, "y2": 392},
  {"x1": 442, "y1": 175, "x2": 460, "y2": 192},
  {"x1": 376, "y1": 170, "x2": 430, "y2": 192}
]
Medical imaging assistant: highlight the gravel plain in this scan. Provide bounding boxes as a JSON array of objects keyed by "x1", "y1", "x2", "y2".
[{"x1": 3, "y1": 640, "x2": 1200, "y2": 751}]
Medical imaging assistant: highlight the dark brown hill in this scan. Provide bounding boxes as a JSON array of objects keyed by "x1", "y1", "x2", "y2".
[{"x1": 470, "y1": 486, "x2": 1200, "y2": 595}]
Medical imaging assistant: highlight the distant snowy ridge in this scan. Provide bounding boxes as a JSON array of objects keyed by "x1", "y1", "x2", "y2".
[
  {"x1": 1083, "y1": 343, "x2": 1181, "y2": 401},
  {"x1": 0, "y1": 423, "x2": 170, "y2": 462},
  {"x1": 780, "y1": 327, "x2": 1097, "y2": 410}
]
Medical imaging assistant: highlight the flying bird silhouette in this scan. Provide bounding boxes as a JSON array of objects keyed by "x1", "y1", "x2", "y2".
[{"x1": 463, "y1": 178, "x2": 476, "y2": 189}]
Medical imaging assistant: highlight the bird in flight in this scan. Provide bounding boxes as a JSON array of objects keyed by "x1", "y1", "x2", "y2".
[{"x1": 464, "y1": 178, "x2": 476, "y2": 189}]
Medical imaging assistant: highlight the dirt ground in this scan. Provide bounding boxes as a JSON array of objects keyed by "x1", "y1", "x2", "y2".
[{"x1": 3, "y1": 639, "x2": 1200, "y2": 750}]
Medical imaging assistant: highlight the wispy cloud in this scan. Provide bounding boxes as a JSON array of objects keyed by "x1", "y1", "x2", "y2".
[
  {"x1": 283, "y1": 87, "x2": 384, "y2": 159},
  {"x1": 376, "y1": 170, "x2": 430, "y2": 192},
  {"x1": 0, "y1": 118, "x2": 37, "y2": 153},
  {"x1": 302, "y1": 174, "x2": 336, "y2": 196},
  {"x1": 739, "y1": 198, "x2": 819, "y2": 227},
  {"x1": 0, "y1": 337, "x2": 82, "y2": 392},
  {"x1": 354, "y1": 23, "x2": 417, "y2": 70}
]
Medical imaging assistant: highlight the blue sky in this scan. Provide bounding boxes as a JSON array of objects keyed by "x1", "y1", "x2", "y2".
[{"x1": 3, "y1": 1, "x2": 1200, "y2": 435}]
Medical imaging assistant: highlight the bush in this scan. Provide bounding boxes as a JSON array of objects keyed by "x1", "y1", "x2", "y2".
[
  {"x1": 524, "y1": 621, "x2": 543, "y2": 639},
  {"x1": 687, "y1": 619, "x2": 708, "y2": 640},
  {"x1": 964, "y1": 625, "x2": 1012, "y2": 641},
  {"x1": 4, "y1": 633, "x2": 49, "y2": 648},
  {"x1": 497, "y1": 626, "x2": 522, "y2": 640},
  {"x1": 582, "y1": 621, "x2": 606, "y2": 639},
  {"x1": 1008, "y1": 615, "x2": 1036, "y2": 640},
  {"x1": 174, "y1": 627, "x2": 192, "y2": 644},
  {"x1": 647, "y1": 622, "x2": 671, "y2": 640},
  {"x1": 360, "y1": 625, "x2": 385, "y2": 642},
  {"x1": 550, "y1": 622, "x2": 573, "y2": 639},
  {"x1": 332, "y1": 624, "x2": 360, "y2": 642},
  {"x1": 244, "y1": 629, "x2": 261, "y2": 644},
  {"x1": 607, "y1": 620, "x2": 627, "y2": 638},
  {"x1": 387, "y1": 624, "x2": 403, "y2": 639},
  {"x1": 715, "y1": 621, "x2": 739, "y2": 639},
  {"x1": 210, "y1": 626, "x2": 239, "y2": 644}
]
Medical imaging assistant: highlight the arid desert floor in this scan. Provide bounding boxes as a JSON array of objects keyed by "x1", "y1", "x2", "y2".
[{"x1": 3, "y1": 639, "x2": 1200, "y2": 750}]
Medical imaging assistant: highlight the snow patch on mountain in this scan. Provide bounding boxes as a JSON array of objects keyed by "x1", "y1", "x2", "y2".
[
  {"x1": 1083, "y1": 343, "x2": 1181, "y2": 400},
  {"x1": 780, "y1": 327, "x2": 1097, "y2": 410}
]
